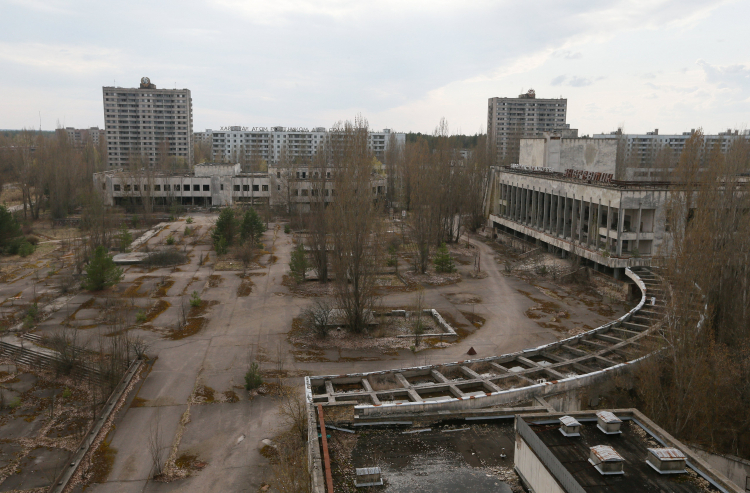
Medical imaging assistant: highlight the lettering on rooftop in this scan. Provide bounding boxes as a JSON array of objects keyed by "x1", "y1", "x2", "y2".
[{"x1": 565, "y1": 168, "x2": 613, "y2": 183}]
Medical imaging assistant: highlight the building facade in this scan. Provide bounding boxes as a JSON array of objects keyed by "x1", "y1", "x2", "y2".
[
  {"x1": 488, "y1": 89, "x2": 570, "y2": 163},
  {"x1": 592, "y1": 129, "x2": 750, "y2": 180},
  {"x1": 56, "y1": 127, "x2": 106, "y2": 148},
  {"x1": 102, "y1": 77, "x2": 193, "y2": 168},
  {"x1": 94, "y1": 162, "x2": 387, "y2": 210},
  {"x1": 485, "y1": 134, "x2": 672, "y2": 278},
  {"x1": 198, "y1": 126, "x2": 405, "y2": 165}
]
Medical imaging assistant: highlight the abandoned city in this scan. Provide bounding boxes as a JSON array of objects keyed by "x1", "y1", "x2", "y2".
[{"x1": 1, "y1": 2, "x2": 750, "y2": 492}]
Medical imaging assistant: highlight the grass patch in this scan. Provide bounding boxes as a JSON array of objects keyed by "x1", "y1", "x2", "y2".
[{"x1": 90, "y1": 440, "x2": 117, "y2": 483}]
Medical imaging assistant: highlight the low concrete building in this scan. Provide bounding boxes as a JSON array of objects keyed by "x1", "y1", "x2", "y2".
[
  {"x1": 93, "y1": 163, "x2": 270, "y2": 208},
  {"x1": 515, "y1": 409, "x2": 740, "y2": 492},
  {"x1": 94, "y1": 162, "x2": 387, "y2": 210}
]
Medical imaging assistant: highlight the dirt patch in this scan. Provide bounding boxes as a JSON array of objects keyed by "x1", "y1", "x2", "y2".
[
  {"x1": 153, "y1": 278, "x2": 175, "y2": 297},
  {"x1": 223, "y1": 390, "x2": 239, "y2": 403},
  {"x1": 194, "y1": 385, "x2": 215, "y2": 404},
  {"x1": 460, "y1": 310, "x2": 486, "y2": 328},
  {"x1": 208, "y1": 274, "x2": 222, "y2": 288},
  {"x1": 237, "y1": 278, "x2": 253, "y2": 297}
]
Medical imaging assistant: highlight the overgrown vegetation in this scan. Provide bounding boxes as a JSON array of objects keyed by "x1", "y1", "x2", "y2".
[{"x1": 244, "y1": 362, "x2": 263, "y2": 390}]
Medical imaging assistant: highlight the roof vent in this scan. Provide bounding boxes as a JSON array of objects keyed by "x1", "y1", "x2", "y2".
[
  {"x1": 559, "y1": 416, "x2": 581, "y2": 437},
  {"x1": 646, "y1": 448, "x2": 686, "y2": 475},
  {"x1": 589, "y1": 445, "x2": 625, "y2": 475},
  {"x1": 355, "y1": 467, "x2": 383, "y2": 487},
  {"x1": 596, "y1": 411, "x2": 622, "y2": 435}
]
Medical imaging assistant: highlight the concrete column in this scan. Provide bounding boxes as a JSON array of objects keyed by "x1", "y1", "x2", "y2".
[
  {"x1": 596, "y1": 199, "x2": 602, "y2": 250},
  {"x1": 570, "y1": 195, "x2": 577, "y2": 241},
  {"x1": 556, "y1": 194, "x2": 563, "y2": 237},
  {"x1": 586, "y1": 198, "x2": 593, "y2": 247},
  {"x1": 543, "y1": 191, "x2": 550, "y2": 232},
  {"x1": 606, "y1": 200, "x2": 612, "y2": 252},
  {"x1": 563, "y1": 193, "x2": 569, "y2": 239},
  {"x1": 515, "y1": 185, "x2": 521, "y2": 221},
  {"x1": 578, "y1": 195, "x2": 586, "y2": 244},
  {"x1": 635, "y1": 202, "x2": 642, "y2": 251},
  {"x1": 525, "y1": 187, "x2": 531, "y2": 225},
  {"x1": 616, "y1": 201, "x2": 625, "y2": 256},
  {"x1": 531, "y1": 189, "x2": 537, "y2": 228}
]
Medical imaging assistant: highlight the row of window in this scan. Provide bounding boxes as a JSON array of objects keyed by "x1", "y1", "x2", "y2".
[{"x1": 111, "y1": 183, "x2": 270, "y2": 193}]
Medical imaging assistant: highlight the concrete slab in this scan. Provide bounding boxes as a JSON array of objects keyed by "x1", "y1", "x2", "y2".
[{"x1": 0, "y1": 446, "x2": 70, "y2": 491}]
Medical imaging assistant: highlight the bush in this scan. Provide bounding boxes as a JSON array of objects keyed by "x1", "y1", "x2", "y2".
[
  {"x1": 189, "y1": 291, "x2": 201, "y2": 308},
  {"x1": 145, "y1": 249, "x2": 187, "y2": 267},
  {"x1": 0, "y1": 205, "x2": 22, "y2": 251},
  {"x1": 62, "y1": 388, "x2": 72, "y2": 399},
  {"x1": 18, "y1": 241, "x2": 35, "y2": 257},
  {"x1": 186, "y1": 217, "x2": 193, "y2": 224},
  {"x1": 83, "y1": 246, "x2": 123, "y2": 291},
  {"x1": 433, "y1": 243, "x2": 456, "y2": 273},
  {"x1": 25, "y1": 235, "x2": 39, "y2": 246},
  {"x1": 244, "y1": 362, "x2": 263, "y2": 390},
  {"x1": 284, "y1": 224, "x2": 291, "y2": 234},
  {"x1": 184, "y1": 226, "x2": 192, "y2": 236},
  {"x1": 136, "y1": 310, "x2": 147, "y2": 323},
  {"x1": 165, "y1": 234, "x2": 175, "y2": 245}
]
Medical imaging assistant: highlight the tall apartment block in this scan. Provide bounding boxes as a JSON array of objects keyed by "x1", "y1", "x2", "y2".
[
  {"x1": 56, "y1": 127, "x2": 106, "y2": 148},
  {"x1": 487, "y1": 89, "x2": 569, "y2": 163},
  {"x1": 102, "y1": 77, "x2": 193, "y2": 168},
  {"x1": 200, "y1": 126, "x2": 405, "y2": 165}
]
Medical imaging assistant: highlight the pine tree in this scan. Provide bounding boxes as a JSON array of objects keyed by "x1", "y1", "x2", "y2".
[
  {"x1": 289, "y1": 243, "x2": 308, "y2": 282},
  {"x1": 212, "y1": 207, "x2": 237, "y2": 247},
  {"x1": 433, "y1": 242, "x2": 455, "y2": 273},
  {"x1": 83, "y1": 246, "x2": 123, "y2": 291}
]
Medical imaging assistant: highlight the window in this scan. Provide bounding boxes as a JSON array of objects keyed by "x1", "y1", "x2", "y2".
[
  {"x1": 183, "y1": 184, "x2": 190, "y2": 191},
  {"x1": 243, "y1": 185, "x2": 249, "y2": 192},
  {"x1": 164, "y1": 184, "x2": 171, "y2": 191},
  {"x1": 302, "y1": 171, "x2": 307, "y2": 179},
  {"x1": 203, "y1": 185, "x2": 210, "y2": 191},
  {"x1": 277, "y1": 185, "x2": 280, "y2": 191},
  {"x1": 301, "y1": 189, "x2": 308, "y2": 196},
  {"x1": 124, "y1": 184, "x2": 131, "y2": 191},
  {"x1": 114, "y1": 184, "x2": 121, "y2": 191},
  {"x1": 234, "y1": 185, "x2": 240, "y2": 191},
  {"x1": 296, "y1": 172, "x2": 300, "y2": 178},
  {"x1": 101, "y1": 183, "x2": 106, "y2": 190},
  {"x1": 293, "y1": 189, "x2": 299, "y2": 196},
  {"x1": 143, "y1": 185, "x2": 149, "y2": 192},
  {"x1": 220, "y1": 184, "x2": 224, "y2": 191},
  {"x1": 253, "y1": 185, "x2": 259, "y2": 192},
  {"x1": 312, "y1": 189, "x2": 319, "y2": 196},
  {"x1": 326, "y1": 171, "x2": 331, "y2": 178},
  {"x1": 277, "y1": 172, "x2": 281, "y2": 178},
  {"x1": 372, "y1": 187, "x2": 376, "y2": 194},
  {"x1": 325, "y1": 189, "x2": 329, "y2": 196},
  {"x1": 262, "y1": 184, "x2": 268, "y2": 191}
]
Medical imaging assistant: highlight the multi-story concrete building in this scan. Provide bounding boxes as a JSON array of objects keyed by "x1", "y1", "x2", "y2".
[
  {"x1": 485, "y1": 132, "x2": 671, "y2": 279},
  {"x1": 56, "y1": 127, "x2": 106, "y2": 148},
  {"x1": 201, "y1": 126, "x2": 405, "y2": 165},
  {"x1": 592, "y1": 129, "x2": 750, "y2": 180},
  {"x1": 102, "y1": 77, "x2": 193, "y2": 168},
  {"x1": 488, "y1": 89, "x2": 570, "y2": 163}
]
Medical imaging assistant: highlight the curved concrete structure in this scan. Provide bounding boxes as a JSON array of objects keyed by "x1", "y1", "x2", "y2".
[{"x1": 305, "y1": 266, "x2": 664, "y2": 416}]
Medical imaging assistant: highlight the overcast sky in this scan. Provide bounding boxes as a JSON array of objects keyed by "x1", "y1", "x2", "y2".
[{"x1": 1, "y1": 0, "x2": 748, "y2": 136}]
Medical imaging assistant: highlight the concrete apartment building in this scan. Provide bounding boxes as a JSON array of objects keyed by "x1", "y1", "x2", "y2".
[
  {"x1": 102, "y1": 77, "x2": 193, "y2": 168},
  {"x1": 592, "y1": 129, "x2": 750, "y2": 180},
  {"x1": 488, "y1": 89, "x2": 570, "y2": 163},
  {"x1": 199, "y1": 126, "x2": 405, "y2": 165},
  {"x1": 55, "y1": 127, "x2": 106, "y2": 148},
  {"x1": 485, "y1": 131, "x2": 669, "y2": 278}
]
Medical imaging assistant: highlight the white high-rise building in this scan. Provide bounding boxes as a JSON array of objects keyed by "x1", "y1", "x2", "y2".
[
  {"x1": 201, "y1": 126, "x2": 405, "y2": 165},
  {"x1": 487, "y1": 89, "x2": 570, "y2": 163},
  {"x1": 102, "y1": 77, "x2": 193, "y2": 168}
]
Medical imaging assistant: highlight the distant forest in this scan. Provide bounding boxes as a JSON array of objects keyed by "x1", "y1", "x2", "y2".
[
  {"x1": 0, "y1": 129, "x2": 56, "y2": 138},
  {"x1": 406, "y1": 132, "x2": 485, "y2": 150}
]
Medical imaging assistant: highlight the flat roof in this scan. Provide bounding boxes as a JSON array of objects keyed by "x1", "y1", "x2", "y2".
[{"x1": 522, "y1": 416, "x2": 719, "y2": 492}]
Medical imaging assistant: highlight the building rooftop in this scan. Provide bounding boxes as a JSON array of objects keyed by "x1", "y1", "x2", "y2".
[{"x1": 520, "y1": 412, "x2": 722, "y2": 493}]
